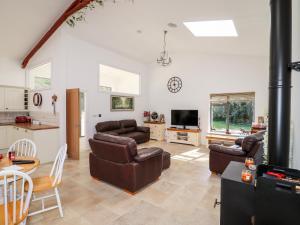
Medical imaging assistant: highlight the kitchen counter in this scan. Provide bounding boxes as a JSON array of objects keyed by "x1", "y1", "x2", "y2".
[{"x1": 0, "y1": 123, "x2": 59, "y2": 130}]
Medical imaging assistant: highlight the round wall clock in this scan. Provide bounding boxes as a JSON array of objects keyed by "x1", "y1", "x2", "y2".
[{"x1": 167, "y1": 77, "x2": 182, "y2": 93}]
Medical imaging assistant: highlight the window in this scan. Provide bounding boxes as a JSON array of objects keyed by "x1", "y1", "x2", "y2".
[
  {"x1": 183, "y1": 20, "x2": 238, "y2": 37},
  {"x1": 28, "y1": 62, "x2": 51, "y2": 90},
  {"x1": 210, "y1": 93, "x2": 255, "y2": 133},
  {"x1": 99, "y1": 64, "x2": 140, "y2": 95}
]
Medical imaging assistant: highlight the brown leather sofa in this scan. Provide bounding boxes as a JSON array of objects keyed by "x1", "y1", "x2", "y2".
[
  {"x1": 209, "y1": 131, "x2": 265, "y2": 174},
  {"x1": 89, "y1": 133, "x2": 171, "y2": 193},
  {"x1": 95, "y1": 120, "x2": 150, "y2": 144}
]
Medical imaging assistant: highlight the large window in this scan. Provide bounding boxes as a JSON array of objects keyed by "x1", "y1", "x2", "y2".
[
  {"x1": 28, "y1": 62, "x2": 52, "y2": 90},
  {"x1": 210, "y1": 93, "x2": 255, "y2": 133},
  {"x1": 99, "y1": 64, "x2": 140, "y2": 95}
]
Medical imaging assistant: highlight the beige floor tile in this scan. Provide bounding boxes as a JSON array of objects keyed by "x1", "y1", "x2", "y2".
[{"x1": 28, "y1": 141, "x2": 220, "y2": 225}]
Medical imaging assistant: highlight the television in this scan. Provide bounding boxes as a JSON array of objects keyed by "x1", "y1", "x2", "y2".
[{"x1": 171, "y1": 110, "x2": 198, "y2": 129}]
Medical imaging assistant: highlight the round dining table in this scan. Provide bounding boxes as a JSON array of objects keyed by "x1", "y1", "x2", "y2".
[
  {"x1": 0, "y1": 156, "x2": 40, "y2": 178},
  {"x1": 0, "y1": 156, "x2": 40, "y2": 201}
]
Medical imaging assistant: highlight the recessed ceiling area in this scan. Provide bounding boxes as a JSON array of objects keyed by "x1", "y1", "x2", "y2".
[{"x1": 0, "y1": 0, "x2": 270, "y2": 63}]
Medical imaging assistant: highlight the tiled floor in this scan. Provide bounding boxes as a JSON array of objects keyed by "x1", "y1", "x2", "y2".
[{"x1": 28, "y1": 141, "x2": 220, "y2": 225}]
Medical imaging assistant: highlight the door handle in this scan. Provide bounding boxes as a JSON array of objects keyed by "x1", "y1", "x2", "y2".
[{"x1": 214, "y1": 198, "x2": 221, "y2": 208}]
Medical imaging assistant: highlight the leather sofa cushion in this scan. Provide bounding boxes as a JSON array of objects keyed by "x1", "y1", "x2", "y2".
[
  {"x1": 96, "y1": 121, "x2": 121, "y2": 132},
  {"x1": 94, "y1": 133, "x2": 137, "y2": 156},
  {"x1": 110, "y1": 129, "x2": 126, "y2": 134},
  {"x1": 209, "y1": 144, "x2": 246, "y2": 156},
  {"x1": 120, "y1": 120, "x2": 137, "y2": 128},
  {"x1": 123, "y1": 127, "x2": 136, "y2": 133},
  {"x1": 134, "y1": 147, "x2": 163, "y2": 162},
  {"x1": 120, "y1": 132, "x2": 145, "y2": 140}
]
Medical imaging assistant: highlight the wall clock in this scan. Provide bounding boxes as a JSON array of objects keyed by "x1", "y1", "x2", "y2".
[{"x1": 167, "y1": 77, "x2": 182, "y2": 93}]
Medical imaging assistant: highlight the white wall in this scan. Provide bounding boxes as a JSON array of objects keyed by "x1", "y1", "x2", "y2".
[
  {"x1": 0, "y1": 58, "x2": 25, "y2": 87},
  {"x1": 27, "y1": 29, "x2": 149, "y2": 145},
  {"x1": 148, "y1": 53, "x2": 269, "y2": 143},
  {"x1": 64, "y1": 33, "x2": 149, "y2": 140},
  {"x1": 291, "y1": 0, "x2": 300, "y2": 169}
]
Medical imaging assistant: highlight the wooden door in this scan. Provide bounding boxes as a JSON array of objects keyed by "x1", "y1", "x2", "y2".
[{"x1": 66, "y1": 88, "x2": 80, "y2": 160}]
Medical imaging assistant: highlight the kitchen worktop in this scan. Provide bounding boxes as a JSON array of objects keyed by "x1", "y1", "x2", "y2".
[{"x1": 0, "y1": 123, "x2": 59, "y2": 130}]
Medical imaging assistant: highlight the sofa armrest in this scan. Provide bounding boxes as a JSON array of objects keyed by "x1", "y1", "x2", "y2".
[
  {"x1": 209, "y1": 144, "x2": 246, "y2": 156},
  {"x1": 136, "y1": 126, "x2": 150, "y2": 133},
  {"x1": 235, "y1": 138, "x2": 244, "y2": 146},
  {"x1": 134, "y1": 147, "x2": 163, "y2": 162}
]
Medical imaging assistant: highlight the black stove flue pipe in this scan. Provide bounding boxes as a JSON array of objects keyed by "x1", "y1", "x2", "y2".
[{"x1": 268, "y1": 0, "x2": 292, "y2": 167}]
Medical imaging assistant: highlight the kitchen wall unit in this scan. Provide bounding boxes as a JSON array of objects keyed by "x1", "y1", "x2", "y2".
[{"x1": 0, "y1": 86, "x2": 28, "y2": 112}]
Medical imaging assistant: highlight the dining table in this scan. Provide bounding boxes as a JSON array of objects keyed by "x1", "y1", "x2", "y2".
[{"x1": 0, "y1": 156, "x2": 40, "y2": 203}]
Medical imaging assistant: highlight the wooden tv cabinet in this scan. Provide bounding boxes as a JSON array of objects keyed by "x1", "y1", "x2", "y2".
[{"x1": 166, "y1": 128, "x2": 201, "y2": 146}]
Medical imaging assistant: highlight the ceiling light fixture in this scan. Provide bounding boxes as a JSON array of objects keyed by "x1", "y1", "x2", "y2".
[
  {"x1": 183, "y1": 20, "x2": 238, "y2": 37},
  {"x1": 157, "y1": 30, "x2": 172, "y2": 67}
]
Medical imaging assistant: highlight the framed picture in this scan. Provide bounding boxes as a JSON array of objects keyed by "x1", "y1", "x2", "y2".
[{"x1": 111, "y1": 95, "x2": 134, "y2": 111}]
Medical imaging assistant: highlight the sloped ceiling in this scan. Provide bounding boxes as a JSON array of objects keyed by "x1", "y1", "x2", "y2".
[{"x1": 1, "y1": 0, "x2": 270, "y2": 63}]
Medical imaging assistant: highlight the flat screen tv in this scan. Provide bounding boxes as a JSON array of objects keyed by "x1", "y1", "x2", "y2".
[{"x1": 171, "y1": 110, "x2": 198, "y2": 128}]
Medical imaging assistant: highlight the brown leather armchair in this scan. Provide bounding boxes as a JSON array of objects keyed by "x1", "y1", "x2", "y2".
[
  {"x1": 209, "y1": 131, "x2": 265, "y2": 174},
  {"x1": 89, "y1": 133, "x2": 170, "y2": 193}
]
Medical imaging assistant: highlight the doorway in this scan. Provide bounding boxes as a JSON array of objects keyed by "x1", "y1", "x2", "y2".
[
  {"x1": 66, "y1": 88, "x2": 80, "y2": 160},
  {"x1": 80, "y1": 91, "x2": 89, "y2": 150}
]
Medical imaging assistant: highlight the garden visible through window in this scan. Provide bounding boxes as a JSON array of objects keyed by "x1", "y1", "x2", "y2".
[{"x1": 210, "y1": 92, "x2": 255, "y2": 133}]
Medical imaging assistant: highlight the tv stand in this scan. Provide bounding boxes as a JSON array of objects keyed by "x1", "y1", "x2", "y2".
[{"x1": 166, "y1": 128, "x2": 201, "y2": 146}]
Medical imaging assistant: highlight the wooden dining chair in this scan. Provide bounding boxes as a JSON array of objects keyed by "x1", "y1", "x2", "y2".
[
  {"x1": 8, "y1": 139, "x2": 37, "y2": 158},
  {"x1": 26, "y1": 144, "x2": 67, "y2": 218},
  {"x1": 0, "y1": 170, "x2": 33, "y2": 225}
]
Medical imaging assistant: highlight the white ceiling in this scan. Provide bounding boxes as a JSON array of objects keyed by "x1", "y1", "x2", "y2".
[
  {"x1": 0, "y1": 0, "x2": 74, "y2": 59},
  {"x1": 1, "y1": 0, "x2": 270, "y2": 63}
]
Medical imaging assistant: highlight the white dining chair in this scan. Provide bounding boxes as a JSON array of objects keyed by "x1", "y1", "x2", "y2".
[
  {"x1": 0, "y1": 170, "x2": 33, "y2": 225},
  {"x1": 8, "y1": 139, "x2": 37, "y2": 158},
  {"x1": 26, "y1": 144, "x2": 67, "y2": 218}
]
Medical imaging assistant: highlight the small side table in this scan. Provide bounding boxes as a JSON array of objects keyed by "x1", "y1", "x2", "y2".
[{"x1": 143, "y1": 121, "x2": 166, "y2": 141}]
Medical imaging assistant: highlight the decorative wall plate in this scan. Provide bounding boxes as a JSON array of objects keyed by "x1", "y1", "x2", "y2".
[{"x1": 167, "y1": 77, "x2": 182, "y2": 93}]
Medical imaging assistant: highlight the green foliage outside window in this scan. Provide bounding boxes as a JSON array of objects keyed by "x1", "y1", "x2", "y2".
[{"x1": 210, "y1": 93, "x2": 254, "y2": 133}]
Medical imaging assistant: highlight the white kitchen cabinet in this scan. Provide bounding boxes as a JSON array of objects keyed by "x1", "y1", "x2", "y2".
[
  {"x1": 0, "y1": 126, "x2": 8, "y2": 149},
  {"x1": 0, "y1": 86, "x2": 28, "y2": 112},
  {"x1": 4, "y1": 88, "x2": 25, "y2": 111},
  {"x1": 0, "y1": 125, "x2": 59, "y2": 163},
  {"x1": 0, "y1": 87, "x2": 5, "y2": 110},
  {"x1": 9, "y1": 126, "x2": 59, "y2": 164}
]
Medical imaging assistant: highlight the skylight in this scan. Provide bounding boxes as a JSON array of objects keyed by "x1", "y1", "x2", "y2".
[{"x1": 183, "y1": 20, "x2": 238, "y2": 37}]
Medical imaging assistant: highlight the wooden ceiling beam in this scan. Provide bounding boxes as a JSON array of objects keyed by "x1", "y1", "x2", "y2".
[{"x1": 21, "y1": 0, "x2": 94, "y2": 68}]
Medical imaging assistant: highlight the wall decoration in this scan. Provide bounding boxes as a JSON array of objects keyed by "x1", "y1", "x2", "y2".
[
  {"x1": 144, "y1": 111, "x2": 151, "y2": 122},
  {"x1": 159, "y1": 114, "x2": 165, "y2": 123},
  {"x1": 52, "y1": 95, "x2": 58, "y2": 115},
  {"x1": 167, "y1": 76, "x2": 182, "y2": 93},
  {"x1": 33, "y1": 93, "x2": 43, "y2": 107},
  {"x1": 111, "y1": 95, "x2": 134, "y2": 111},
  {"x1": 151, "y1": 112, "x2": 159, "y2": 121},
  {"x1": 66, "y1": 0, "x2": 134, "y2": 27}
]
